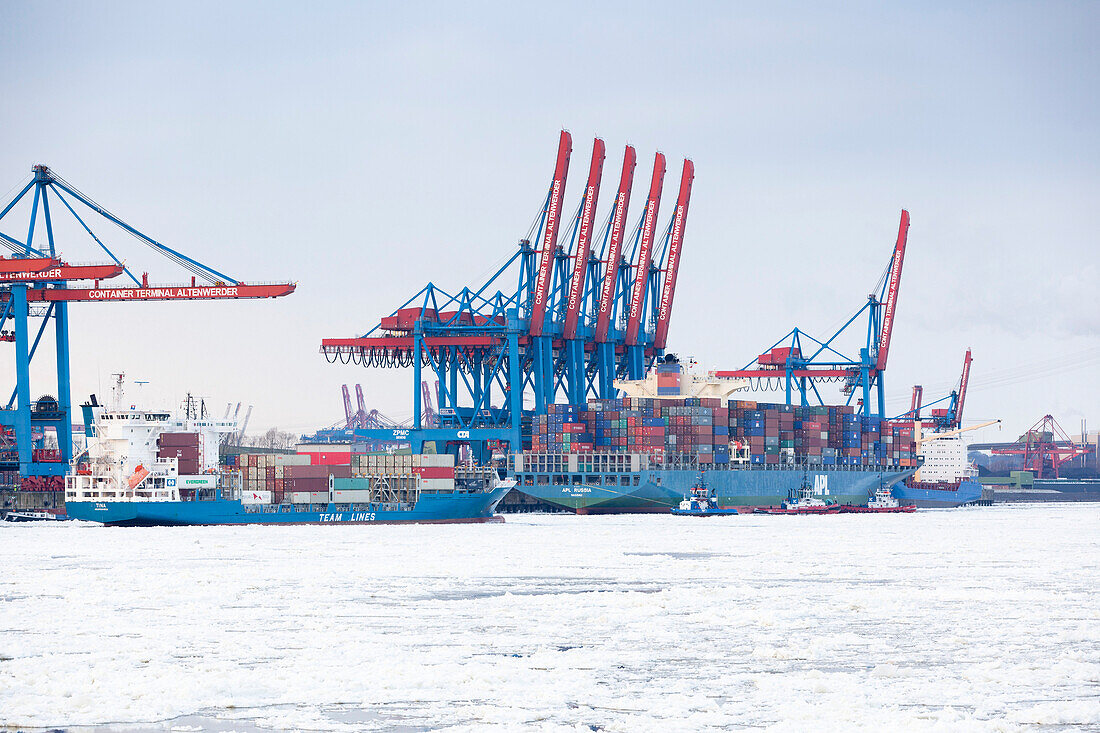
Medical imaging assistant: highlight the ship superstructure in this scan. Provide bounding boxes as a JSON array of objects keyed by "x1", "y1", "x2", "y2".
[{"x1": 67, "y1": 375, "x2": 237, "y2": 504}]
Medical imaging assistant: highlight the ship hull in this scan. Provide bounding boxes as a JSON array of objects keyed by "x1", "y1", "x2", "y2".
[
  {"x1": 515, "y1": 466, "x2": 917, "y2": 514},
  {"x1": 65, "y1": 486, "x2": 511, "y2": 527},
  {"x1": 892, "y1": 477, "x2": 982, "y2": 508}
]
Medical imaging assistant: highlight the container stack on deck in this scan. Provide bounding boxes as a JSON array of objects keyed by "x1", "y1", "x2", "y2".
[
  {"x1": 237, "y1": 453, "x2": 312, "y2": 503},
  {"x1": 157, "y1": 432, "x2": 202, "y2": 475},
  {"x1": 525, "y1": 397, "x2": 918, "y2": 468},
  {"x1": 227, "y1": 445, "x2": 459, "y2": 504}
]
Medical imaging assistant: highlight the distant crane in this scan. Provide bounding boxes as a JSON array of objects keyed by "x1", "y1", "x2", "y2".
[
  {"x1": 985, "y1": 415, "x2": 1091, "y2": 479},
  {"x1": 342, "y1": 384, "x2": 356, "y2": 428},
  {"x1": 421, "y1": 380, "x2": 439, "y2": 428},
  {"x1": 235, "y1": 405, "x2": 252, "y2": 447},
  {"x1": 895, "y1": 349, "x2": 973, "y2": 430}
]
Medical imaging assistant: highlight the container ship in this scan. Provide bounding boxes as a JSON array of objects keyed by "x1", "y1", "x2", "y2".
[
  {"x1": 511, "y1": 358, "x2": 920, "y2": 513},
  {"x1": 64, "y1": 381, "x2": 512, "y2": 526}
]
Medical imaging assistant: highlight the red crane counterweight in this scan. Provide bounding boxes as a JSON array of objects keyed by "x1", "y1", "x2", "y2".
[{"x1": 0, "y1": 256, "x2": 58, "y2": 275}]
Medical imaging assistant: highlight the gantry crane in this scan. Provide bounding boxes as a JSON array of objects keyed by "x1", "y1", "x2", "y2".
[
  {"x1": 981, "y1": 415, "x2": 1091, "y2": 479},
  {"x1": 895, "y1": 349, "x2": 973, "y2": 430},
  {"x1": 711, "y1": 210, "x2": 910, "y2": 418},
  {"x1": 321, "y1": 133, "x2": 695, "y2": 457},
  {"x1": 0, "y1": 164, "x2": 295, "y2": 479}
]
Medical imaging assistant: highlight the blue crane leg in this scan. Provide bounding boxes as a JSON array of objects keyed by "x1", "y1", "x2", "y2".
[
  {"x1": 12, "y1": 285, "x2": 32, "y2": 472},
  {"x1": 55, "y1": 301, "x2": 72, "y2": 464}
]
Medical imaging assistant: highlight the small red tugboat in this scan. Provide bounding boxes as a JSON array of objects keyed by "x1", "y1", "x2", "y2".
[{"x1": 841, "y1": 485, "x2": 917, "y2": 513}]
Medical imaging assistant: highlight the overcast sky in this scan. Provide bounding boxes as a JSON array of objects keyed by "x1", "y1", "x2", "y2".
[{"x1": 1, "y1": 2, "x2": 1096, "y2": 442}]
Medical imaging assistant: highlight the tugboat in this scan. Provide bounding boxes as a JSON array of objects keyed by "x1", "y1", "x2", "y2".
[
  {"x1": 841, "y1": 484, "x2": 917, "y2": 513},
  {"x1": 3, "y1": 509, "x2": 70, "y2": 522},
  {"x1": 671, "y1": 475, "x2": 739, "y2": 517},
  {"x1": 755, "y1": 476, "x2": 841, "y2": 515}
]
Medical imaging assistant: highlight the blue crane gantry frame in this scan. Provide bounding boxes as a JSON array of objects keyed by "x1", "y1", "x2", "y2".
[
  {"x1": 0, "y1": 165, "x2": 294, "y2": 478},
  {"x1": 712, "y1": 210, "x2": 911, "y2": 419},
  {"x1": 321, "y1": 134, "x2": 695, "y2": 459}
]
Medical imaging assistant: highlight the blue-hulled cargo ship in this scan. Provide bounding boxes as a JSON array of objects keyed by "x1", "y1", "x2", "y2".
[
  {"x1": 512, "y1": 451, "x2": 918, "y2": 513},
  {"x1": 64, "y1": 382, "x2": 513, "y2": 527},
  {"x1": 65, "y1": 481, "x2": 513, "y2": 526}
]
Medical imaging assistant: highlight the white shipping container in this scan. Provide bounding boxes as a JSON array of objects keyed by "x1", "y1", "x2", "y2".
[
  {"x1": 420, "y1": 478, "x2": 455, "y2": 492},
  {"x1": 241, "y1": 490, "x2": 273, "y2": 505},
  {"x1": 333, "y1": 489, "x2": 373, "y2": 502},
  {"x1": 289, "y1": 491, "x2": 330, "y2": 504}
]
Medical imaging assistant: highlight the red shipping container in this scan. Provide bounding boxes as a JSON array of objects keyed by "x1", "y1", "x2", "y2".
[
  {"x1": 412, "y1": 466, "x2": 455, "y2": 479},
  {"x1": 159, "y1": 446, "x2": 200, "y2": 460},
  {"x1": 307, "y1": 452, "x2": 353, "y2": 466},
  {"x1": 159, "y1": 432, "x2": 199, "y2": 447}
]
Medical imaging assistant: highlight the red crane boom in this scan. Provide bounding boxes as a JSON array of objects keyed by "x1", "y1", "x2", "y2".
[
  {"x1": 911, "y1": 385, "x2": 923, "y2": 420},
  {"x1": 595, "y1": 145, "x2": 637, "y2": 343},
  {"x1": 624, "y1": 152, "x2": 666, "y2": 346},
  {"x1": 955, "y1": 348, "x2": 972, "y2": 428},
  {"x1": 562, "y1": 138, "x2": 606, "y2": 340},
  {"x1": 875, "y1": 209, "x2": 910, "y2": 372},
  {"x1": 652, "y1": 158, "x2": 694, "y2": 350},
  {"x1": 27, "y1": 282, "x2": 295, "y2": 301},
  {"x1": 529, "y1": 130, "x2": 572, "y2": 337}
]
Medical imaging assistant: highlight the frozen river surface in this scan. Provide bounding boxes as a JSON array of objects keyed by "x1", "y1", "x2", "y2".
[{"x1": 2, "y1": 504, "x2": 1099, "y2": 731}]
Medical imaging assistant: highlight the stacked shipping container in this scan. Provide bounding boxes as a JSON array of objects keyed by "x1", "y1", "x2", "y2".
[
  {"x1": 238, "y1": 453, "x2": 311, "y2": 504},
  {"x1": 227, "y1": 449, "x2": 458, "y2": 505},
  {"x1": 525, "y1": 398, "x2": 918, "y2": 468}
]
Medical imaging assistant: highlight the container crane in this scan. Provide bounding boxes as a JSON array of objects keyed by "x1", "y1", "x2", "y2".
[
  {"x1": 562, "y1": 139, "x2": 605, "y2": 403},
  {"x1": 594, "y1": 145, "x2": 637, "y2": 392},
  {"x1": 320, "y1": 133, "x2": 695, "y2": 461},
  {"x1": 983, "y1": 415, "x2": 1091, "y2": 479},
  {"x1": 421, "y1": 380, "x2": 439, "y2": 429},
  {"x1": 342, "y1": 385, "x2": 356, "y2": 429},
  {"x1": 354, "y1": 384, "x2": 368, "y2": 428},
  {"x1": 653, "y1": 159, "x2": 694, "y2": 351},
  {"x1": 0, "y1": 164, "x2": 295, "y2": 479},
  {"x1": 895, "y1": 349, "x2": 972, "y2": 430},
  {"x1": 711, "y1": 210, "x2": 910, "y2": 418},
  {"x1": 623, "y1": 153, "x2": 666, "y2": 354}
]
